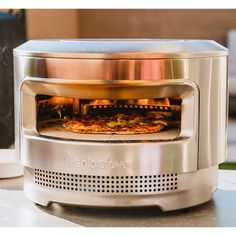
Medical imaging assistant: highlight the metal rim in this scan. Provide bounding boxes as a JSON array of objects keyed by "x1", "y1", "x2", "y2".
[{"x1": 13, "y1": 51, "x2": 228, "y2": 59}]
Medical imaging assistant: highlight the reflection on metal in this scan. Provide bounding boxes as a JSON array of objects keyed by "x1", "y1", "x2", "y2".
[{"x1": 14, "y1": 39, "x2": 228, "y2": 211}]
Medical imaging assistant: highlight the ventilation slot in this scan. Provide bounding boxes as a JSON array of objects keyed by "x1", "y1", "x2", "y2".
[{"x1": 34, "y1": 169, "x2": 178, "y2": 194}]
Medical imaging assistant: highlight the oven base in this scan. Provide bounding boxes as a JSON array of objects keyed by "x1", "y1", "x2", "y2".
[{"x1": 23, "y1": 165, "x2": 218, "y2": 211}]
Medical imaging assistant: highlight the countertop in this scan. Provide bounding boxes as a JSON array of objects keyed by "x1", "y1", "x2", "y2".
[{"x1": 0, "y1": 170, "x2": 236, "y2": 227}]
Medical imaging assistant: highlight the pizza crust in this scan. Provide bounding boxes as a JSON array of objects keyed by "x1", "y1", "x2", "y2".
[{"x1": 62, "y1": 113, "x2": 169, "y2": 135}]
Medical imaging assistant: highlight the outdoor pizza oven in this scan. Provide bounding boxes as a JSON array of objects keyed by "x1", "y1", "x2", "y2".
[{"x1": 14, "y1": 39, "x2": 228, "y2": 211}]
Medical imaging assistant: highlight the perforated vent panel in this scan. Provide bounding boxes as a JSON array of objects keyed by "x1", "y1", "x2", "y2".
[{"x1": 34, "y1": 169, "x2": 178, "y2": 194}]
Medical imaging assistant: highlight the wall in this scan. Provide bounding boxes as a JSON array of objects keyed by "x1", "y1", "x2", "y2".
[
  {"x1": 78, "y1": 9, "x2": 236, "y2": 45},
  {"x1": 26, "y1": 9, "x2": 236, "y2": 46},
  {"x1": 26, "y1": 10, "x2": 80, "y2": 39}
]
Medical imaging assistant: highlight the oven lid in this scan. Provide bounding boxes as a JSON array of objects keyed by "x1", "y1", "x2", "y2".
[{"x1": 13, "y1": 39, "x2": 228, "y2": 59}]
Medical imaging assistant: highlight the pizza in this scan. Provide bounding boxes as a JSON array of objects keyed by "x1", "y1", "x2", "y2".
[{"x1": 62, "y1": 112, "x2": 169, "y2": 134}]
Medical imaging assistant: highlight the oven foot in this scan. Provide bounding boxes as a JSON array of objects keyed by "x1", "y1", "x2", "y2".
[
  {"x1": 33, "y1": 199, "x2": 51, "y2": 207},
  {"x1": 154, "y1": 187, "x2": 216, "y2": 212},
  {"x1": 35, "y1": 202, "x2": 51, "y2": 207},
  {"x1": 24, "y1": 184, "x2": 216, "y2": 211}
]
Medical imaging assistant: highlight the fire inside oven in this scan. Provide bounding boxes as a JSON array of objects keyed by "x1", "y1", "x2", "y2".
[{"x1": 36, "y1": 95, "x2": 182, "y2": 142}]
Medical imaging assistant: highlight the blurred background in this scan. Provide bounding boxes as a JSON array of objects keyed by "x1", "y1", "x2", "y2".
[
  {"x1": 1, "y1": 9, "x2": 236, "y2": 167},
  {"x1": 24, "y1": 9, "x2": 236, "y2": 43}
]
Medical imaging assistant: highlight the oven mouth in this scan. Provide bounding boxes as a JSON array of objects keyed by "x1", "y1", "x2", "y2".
[{"x1": 36, "y1": 95, "x2": 182, "y2": 143}]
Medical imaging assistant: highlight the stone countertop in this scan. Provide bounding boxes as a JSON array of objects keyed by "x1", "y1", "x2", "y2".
[{"x1": 0, "y1": 170, "x2": 236, "y2": 227}]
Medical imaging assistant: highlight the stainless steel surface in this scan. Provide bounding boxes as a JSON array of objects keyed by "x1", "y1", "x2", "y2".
[
  {"x1": 23, "y1": 165, "x2": 218, "y2": 211},
  {"x1": 14, "y1": 39, "x2": 229, "y2": 210},
  {"x1": 21, "y1": 136, "x2": 197, "y2": 175},
  {"x1": 14, "y1": 51, "x2": 228, "y2": 169},
  {"x1": 0, "y1": 170, "x2": 236, "y2": 226},
  {"x1": 14, "y1": 39, "x2": 228, "y2": 59},
  {"x1": 20, "y1": 78, "x2": 199, "y2": 175}
]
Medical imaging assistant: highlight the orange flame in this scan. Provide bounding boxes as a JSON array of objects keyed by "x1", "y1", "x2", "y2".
[
  {"x1": 88, "y1": 98, "x2": 170, "y2": 106},
  {"x1": 135, "y1": 98, "x2": 170, "y2": 106},
  {"x1": 40, "y1": 97, "x2": 171, "y2": 107},
  {"x1": 89, "y1": 99, "x2": 114, "y2": 105},
  {"x1": 49, "y1": 97, "x2": 73, "y2": 104}
]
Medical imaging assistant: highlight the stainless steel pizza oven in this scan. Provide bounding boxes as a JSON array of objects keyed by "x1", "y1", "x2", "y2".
[{"x1": 14, "y1": 39, "x2": 228, "y2": 211}]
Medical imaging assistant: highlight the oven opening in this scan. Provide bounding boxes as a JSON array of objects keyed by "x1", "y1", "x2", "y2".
[{"x1": 36, "y1": 95, "x2": 182, "y2": 142}]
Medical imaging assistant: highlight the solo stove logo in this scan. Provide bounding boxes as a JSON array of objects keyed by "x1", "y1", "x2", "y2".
[
  {"x1": 79, "y1": 47, "x2": 110, "y2": 53},
  {"x1": 66, "y1": 155, "x2": 128, "y2": 169}
]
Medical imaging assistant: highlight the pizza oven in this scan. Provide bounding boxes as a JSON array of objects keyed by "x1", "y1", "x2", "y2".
[{"x1": 14, "y1": 39, "x2": 228, "y2": 211}]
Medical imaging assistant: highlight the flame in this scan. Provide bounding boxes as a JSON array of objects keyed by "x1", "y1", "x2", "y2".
[
  {"x1": 88, "y1": 98, "x2": 170, "y2": 106},
  {"x1": 49, "y1": 97, "x2": 73, "y2": 104},
  {"x1": 40, "y1": 97, "x2": 171, "y2": 107},
  {"x1": 136, "y1": 98, "x2": 170, "y2": 106},
  {"x1": 89, "y1": 99, "x2": 114, "y2": 105}
]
